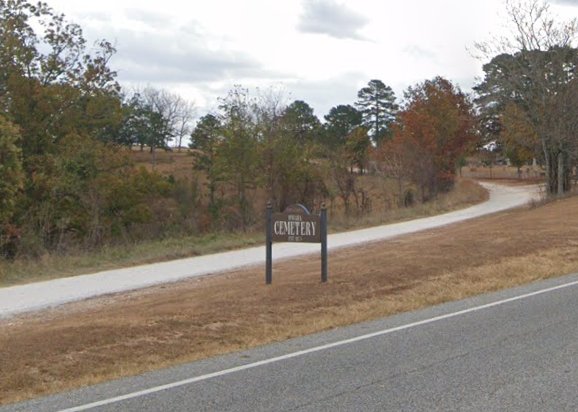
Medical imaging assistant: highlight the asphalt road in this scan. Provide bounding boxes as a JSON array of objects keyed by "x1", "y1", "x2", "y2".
[
  {"x1": 0, "y1": 182, "x2": 541, "y2": 318},
  {"x1": 4, "y1": 273, "x2": 578, "y2": 412}
]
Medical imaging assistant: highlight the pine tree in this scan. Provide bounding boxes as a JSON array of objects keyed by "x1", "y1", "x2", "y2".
[{"x1": 356, "y1": 80, "x2": 398, "y2": 144}]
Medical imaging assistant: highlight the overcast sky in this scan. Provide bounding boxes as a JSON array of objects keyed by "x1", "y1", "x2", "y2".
[{"x1": 46, "y1": 0, "x2": 578, "y2": 119}]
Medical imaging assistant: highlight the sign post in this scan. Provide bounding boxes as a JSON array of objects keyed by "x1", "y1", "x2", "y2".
[
  {"x1": 321, "y1": 203, "x2": 327, "y2": 283},
  {"x1": 265, "y1": 202, "x2": 328, "y2": 284},
  {"x1": 266, "y1": 201, "x2": 273, "y2": 285}
]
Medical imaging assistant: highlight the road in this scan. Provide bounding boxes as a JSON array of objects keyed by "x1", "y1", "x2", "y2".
[
  {"x1": 3, "y1": 272, "x2": 578, "y2": 411},
  {"x1": 0, "y1": 182, "x2": 540, "y2": 318}
]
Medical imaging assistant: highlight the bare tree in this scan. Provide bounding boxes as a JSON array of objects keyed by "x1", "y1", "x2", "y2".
[
  {"x1": 174, "y1": 100, "x2": 196, "y2": 151},
  {"x1": 253, "y1": 86, "x2": 289, "y2": 208},
  {"x1": 331, "y1": 156, "x2": 357, "y2": 216},
  {"x1": 475, "y1": 0, "x2": 577, "y2": 56},
  {"x1": 375, "y1": 143, "x2": 408, "y2": 207},
  {"x1": 475, "y1": 0, "x2": 578, "y2": 196},
  {"x1": 141, "y1": 87, "x2": 195, "y2": 150},
  {"x1": 506, "y1": 0, "x2": 576, "y2": 50}
]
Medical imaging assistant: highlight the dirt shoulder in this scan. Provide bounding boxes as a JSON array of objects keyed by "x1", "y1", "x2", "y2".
[{"x1": 3, "y1": 193, "x2": 578, "y2": 405}]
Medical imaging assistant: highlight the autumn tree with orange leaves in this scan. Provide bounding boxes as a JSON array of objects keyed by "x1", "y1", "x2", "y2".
[{"x1": 390, "y1": 77, "x2": 477, "y2": 200}]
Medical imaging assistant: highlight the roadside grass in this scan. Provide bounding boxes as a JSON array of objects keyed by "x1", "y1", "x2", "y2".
[
  {"x1": 330, "y1": 178, "x2": 488, "y2": 231},
  {"x1": 2, "y1": 189, "x2": 578, "y2": 405},
  {"x1": 0, "y1": 232, "x2": 264, "y2": 287},
  {"x1": 0, "y1": 179, "x2": 487, "y2": 287}
]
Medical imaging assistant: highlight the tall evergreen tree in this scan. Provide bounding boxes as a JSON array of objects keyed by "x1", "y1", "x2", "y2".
[{"x1": 356, "y1": 79, "x2": 398, "y2": 144}]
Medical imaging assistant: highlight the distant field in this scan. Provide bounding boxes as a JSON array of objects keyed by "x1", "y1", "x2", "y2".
[
  {"x1": 131, "y1": 149, "x2": 547, "y2": 185},
  {"x1": 130, "y1": 147, "x2": 492, "y2": 223},
  {"x1": 130, "y1": 147, "x2": 196, "y2": 181},
  {"x1": 461, "y1": 164, "x2": 544, "y2": 182},
  {"x1": 3, "y1": 186, "x2": 578, "y2": 405}
]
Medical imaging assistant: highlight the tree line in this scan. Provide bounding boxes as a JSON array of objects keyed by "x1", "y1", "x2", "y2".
[
  {"x1": 475, "y1": 0, "x2": 578, "y2": 194},
  {"x1": 188, "y1": 77, "x2": 476, "y2": 229},
  {"x1": 0, "y1": 0, "x2": 577, "y2": 260}
]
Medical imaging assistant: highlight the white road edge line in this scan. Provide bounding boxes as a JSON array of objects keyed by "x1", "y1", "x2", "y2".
[{"x1": 57, "y1": 278, "x2": 578, "y2": 412}]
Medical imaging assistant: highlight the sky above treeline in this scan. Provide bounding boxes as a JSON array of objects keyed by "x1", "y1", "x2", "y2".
[{"x1": 46, "y1": 0, "x2": 578, "y2": 118}]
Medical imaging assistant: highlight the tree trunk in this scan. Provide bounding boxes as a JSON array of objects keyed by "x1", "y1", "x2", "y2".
[
  {"x1": 557, "y1": 151, "x2": 564, "y2": 196},
  {"x1": 541, "y1": 137, "x2": 554, "y2": 196},
  {"x1": 547, "y1": 153, "x2": 557, "y2": 195},
  {"x1": 397, "y1": 177, "x2": 403, "y2": 207}
]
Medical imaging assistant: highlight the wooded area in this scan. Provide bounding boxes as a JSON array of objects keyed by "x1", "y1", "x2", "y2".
[{"x1": 0, "y1": 0, "x2": 577, "y2": 261}]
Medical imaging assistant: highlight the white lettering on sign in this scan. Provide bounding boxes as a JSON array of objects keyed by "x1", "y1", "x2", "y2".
[{"x1": 273, "y1": 220, "x2": 317, "y2": 238}]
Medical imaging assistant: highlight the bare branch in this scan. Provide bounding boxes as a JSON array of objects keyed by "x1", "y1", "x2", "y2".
[{"x1": 475, "y1": 0, "x2": 577, "y2": 59}]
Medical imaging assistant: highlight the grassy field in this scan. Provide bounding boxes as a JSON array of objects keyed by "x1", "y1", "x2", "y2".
[
  {"x1": 461, "y1": 162, "x2": 545, "y2": 182},
  {"x1": 3, "y1": 184, "x2": 578, "y2": 405}
]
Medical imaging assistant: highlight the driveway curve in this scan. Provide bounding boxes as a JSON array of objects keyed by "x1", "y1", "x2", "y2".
[{"x1": 0, "y1": 182, "x2": 541, "y2": 318}]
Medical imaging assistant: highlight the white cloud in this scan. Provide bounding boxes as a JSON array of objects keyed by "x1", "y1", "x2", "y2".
[
  {"x1": 297, "y1": 0, "x2": 369, "y2": 40},
  {"x1": 111, "y1": 29, "x2": 270, "y2": 84},
  {"x1": 44, "y1": 0, "x2": 531, "y2": 117}
]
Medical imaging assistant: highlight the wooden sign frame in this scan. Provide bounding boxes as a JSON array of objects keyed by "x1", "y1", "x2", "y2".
[{"x1": 266, "y1": 202, "x2": 327, "y2": 284}]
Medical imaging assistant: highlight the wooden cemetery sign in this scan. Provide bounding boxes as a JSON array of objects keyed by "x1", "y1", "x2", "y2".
[{"x1": 265, "y1": 202, "x2": 328, "y2": 284}]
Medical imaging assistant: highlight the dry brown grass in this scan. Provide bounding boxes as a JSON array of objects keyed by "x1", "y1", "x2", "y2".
[
  {"x1": 461, "y1": 164, "x2": 545, "y2": 181},
  {"x1": 327, "y1": 178, "x2": 488, "y2": 231},
  {"x1": 3, "y1": 189, "x2": 578, "y2": 406},
  {"x1": 130, "y1": 147, "x2": 195, "y2": 180}
]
